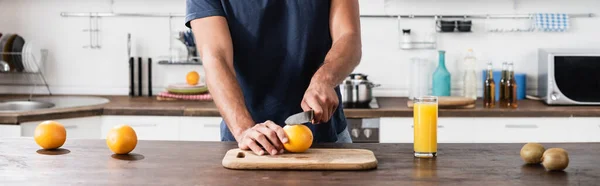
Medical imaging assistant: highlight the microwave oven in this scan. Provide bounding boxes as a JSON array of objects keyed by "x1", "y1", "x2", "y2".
[{"x1": 538, "y1": 49, "x2": 600, "y2": 105}]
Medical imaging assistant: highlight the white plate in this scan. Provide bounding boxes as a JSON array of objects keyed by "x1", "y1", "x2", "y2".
[
  {"x1": 21, "y1": 39, "x2": 31, "y2": 72},
  {"x1": 25, "y1": 40, "x2": 41, "y2": 72}
]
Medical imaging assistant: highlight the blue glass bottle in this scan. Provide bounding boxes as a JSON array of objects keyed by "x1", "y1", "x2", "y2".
[{"x1": 432, "y1": 50, "x2": 451, "y2": 96}]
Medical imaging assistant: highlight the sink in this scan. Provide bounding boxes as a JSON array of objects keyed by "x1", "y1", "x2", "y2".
[
  {"x1": 0, "y1": 96, "x2": 109, "y2": 113},
  {"x1": 0, "y1": 101, "x2": 55, "y2": 112}
]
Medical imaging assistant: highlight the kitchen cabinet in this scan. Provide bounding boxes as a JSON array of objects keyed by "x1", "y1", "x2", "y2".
[
  {"x1": 102, "y1": 116, "x2": 180, "y2": 141},
  {"x1": 20, "y1": 116, "x2": 102, "y2": 139},
  {"x1": 0, "y1": 125, "x2": 21, "y2": 138},
  {"x1": 179, "y1": 117, "x2": 222, "y2": 141},
  {"x1": 380, "y1": 117, "x2": 600, "y2": 143}
]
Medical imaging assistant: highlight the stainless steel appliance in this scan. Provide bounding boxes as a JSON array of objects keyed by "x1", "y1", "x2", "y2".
[
  {"x1": 340, "y1": 73, "x2": 380, "y2": 108},
  {"x1": 347, "y1": 118, "x2": 379, "y2": 143},
  {"x1": 538, "y1": 48, "x2": 600, "y2": 105}
]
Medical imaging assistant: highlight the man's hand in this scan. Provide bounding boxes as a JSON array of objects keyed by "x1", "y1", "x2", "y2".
[
  {"x1": 301, "y1": 81, "x2": 339, "y2": 124},
  {"x1": 237, "y1": 121, "x2": 289, "y2": 156}
]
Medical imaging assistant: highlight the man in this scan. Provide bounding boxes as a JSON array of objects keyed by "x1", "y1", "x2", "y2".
[{"x1": 185, "y1": 0, "x2": 361, "y2": 156}]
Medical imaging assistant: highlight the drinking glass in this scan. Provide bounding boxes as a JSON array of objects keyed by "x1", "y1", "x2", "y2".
[{"x1": 413, "y1": 96, "x2": 438, "y2": 158}]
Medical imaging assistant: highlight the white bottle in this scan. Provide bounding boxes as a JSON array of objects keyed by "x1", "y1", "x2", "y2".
[{"x1": 463, "y1": 49, "x2": 477, "y2": 100}]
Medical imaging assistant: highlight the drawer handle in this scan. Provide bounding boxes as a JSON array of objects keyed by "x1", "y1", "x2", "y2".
[
  {"x1": 410, "y1": 125, "x2": 444, "y2": 128},
  {"x1": 129, "y1": 124, "x2": 157, "y2": 127},
  {"x1": 203, "y1": 124, "x2": 220, "y2": 128},
  {"x1": 505, "y1": 124, "x2": 538, "y2": 129},
  {"x1": 64, "y1": 125, "x2": 78, "y2": 129}
]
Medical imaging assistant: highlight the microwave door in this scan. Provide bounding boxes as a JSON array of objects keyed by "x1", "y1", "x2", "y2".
[{"x1": 553, "y1": 56, "x2": 600, "y2": 102}]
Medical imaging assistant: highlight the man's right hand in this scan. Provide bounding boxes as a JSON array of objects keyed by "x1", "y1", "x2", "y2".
[{"x1": 237, "y1": 121, "x2": 288, "y2": 156}]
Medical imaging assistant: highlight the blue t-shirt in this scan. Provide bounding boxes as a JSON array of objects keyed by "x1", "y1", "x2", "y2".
[{"x1": 185, "y1": 0, "x2": 347, "y2": 143}]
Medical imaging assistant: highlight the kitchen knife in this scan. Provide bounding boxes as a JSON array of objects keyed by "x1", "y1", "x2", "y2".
[{"x1": 284, "y1": 110, "x2": 314, "y2": 125}]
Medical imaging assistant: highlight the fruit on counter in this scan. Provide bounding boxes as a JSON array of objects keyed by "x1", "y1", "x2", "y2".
[
  {"x1": 34, "y1": 121, "x2": 67, "y2": 150},
  {"x1": 106, "y1": 125, "x2": 138, "y2": 155},
  {"x1": 520, "y1": 143, "x2": 545, "y2": 164},
  {"x1": 282, "y1": 124, "x2": 313, "y2": 153},
  {"x1": 186, "y1": 71, "x2": 200, "y2": 85},
  {"x1": 541, "y1": 148, "x2": 569, "y2": 171}
]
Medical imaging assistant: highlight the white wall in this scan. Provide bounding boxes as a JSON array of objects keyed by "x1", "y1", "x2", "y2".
[{"x1": 0, "y1": 0, "x2": 598, "y2": 96}]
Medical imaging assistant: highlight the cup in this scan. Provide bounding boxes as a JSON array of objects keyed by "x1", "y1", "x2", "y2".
[{"x1": 413, "y1": 96, "x2": 438, "y2": 158}]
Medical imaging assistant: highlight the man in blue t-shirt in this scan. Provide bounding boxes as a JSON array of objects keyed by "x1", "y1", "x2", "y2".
[{"x1": 185, "y1": 0, "x2": 361, "y2": 156}]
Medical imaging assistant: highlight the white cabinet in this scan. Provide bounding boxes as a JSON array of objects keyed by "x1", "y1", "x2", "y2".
[
  {"x1": 380, "y1": 117, "x2": 600, "y2": 143},
  {"x1": 0, "y1": 125, "x2": 21, "y2": 138},
  {"x1": 179, "y1": 117, "x2": 222, "y2": 141},
  {"x1": 102, "y1": 116, "x2": 180, "y2": 141},
  {"x1": 20, "y1": 116, "x2": 102, "y2": 139}
]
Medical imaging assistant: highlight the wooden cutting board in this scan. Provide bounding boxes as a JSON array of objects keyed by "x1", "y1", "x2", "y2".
[
  {"x1": 222, "y1": 148, "x2": 378, "y2": 170},
  {"x1": 407, "y1": 96, "x2": 476, "y2": 109}
]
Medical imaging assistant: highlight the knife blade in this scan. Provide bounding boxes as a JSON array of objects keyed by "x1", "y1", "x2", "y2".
[{"x1": 284, "y1": 110, "x2": 314, "y2": 125}]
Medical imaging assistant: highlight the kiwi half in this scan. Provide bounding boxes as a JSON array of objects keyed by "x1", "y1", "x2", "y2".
[
  {"x1": 520, "y1": 143, "x2": 545, "y2": 164},
  {"x1": 541, "y1": 148, "x2": 569, "y2": 171}
]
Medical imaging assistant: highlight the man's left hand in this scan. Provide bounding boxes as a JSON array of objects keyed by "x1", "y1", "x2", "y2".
[{"x1": 301, "y1": 81, "x2": 339, "y2": 124}]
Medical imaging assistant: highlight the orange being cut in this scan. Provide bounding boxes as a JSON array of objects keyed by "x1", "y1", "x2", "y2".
[
  {"x1": 283, "y1": 124, "x2": 313, "y2": 153},
  {"x1": 186, "y1": 71, "x2": 200, "y2": 85},
  {"x1": 34, "y1": 121, "x2": 67, "y2": 149},
  {"x1": 106, "y1": 124, "x2": 138, "y2": 155}
]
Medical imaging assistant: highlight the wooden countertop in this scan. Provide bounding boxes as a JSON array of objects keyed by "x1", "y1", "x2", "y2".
[
  {"x1": 0, "y1": 138, "x2": 599, "y2": 185},
  {"x1": 2, "y1": 95, "x2": 600, "y2": 124}
]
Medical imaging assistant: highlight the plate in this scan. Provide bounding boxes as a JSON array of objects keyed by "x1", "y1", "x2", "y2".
[
  {"x1": 26, "y1": 40, "x2": 41, "y2": 72},
  {"x1": 11, "y1": 35, "x2": 25, "y2": 72},
  {"x1": 2, "y1": 34, "x2": 17, "y2": 71},
  {"x1": 167, "y1": 83, "x2": 208, "y2": 94}
]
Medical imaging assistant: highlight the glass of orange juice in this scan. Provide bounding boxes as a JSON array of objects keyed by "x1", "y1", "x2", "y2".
[{"x1": 413, "y1": 96, "x2": 438, "y2": 158}]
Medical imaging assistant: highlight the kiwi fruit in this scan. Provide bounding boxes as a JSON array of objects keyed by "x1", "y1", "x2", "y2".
[
  {"x1": 520, "y1": 143, "x2": 545, "y2": 164},
  {"x1": 541, "y1": 148, "x2": 569, "y2": 171}
]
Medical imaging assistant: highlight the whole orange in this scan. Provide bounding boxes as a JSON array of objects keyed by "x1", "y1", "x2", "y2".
[
  {"x1": 34, "y1": 121, "x2": 67, "y2": 150},
  {"x1": 106, "y1": 125, "x2": 138, "y2": 155},
  {"x1": 283, "y1": 124, "x2": 313, "y2": 153},
  {"x1": 186, "y1": 71, "x2": 200, "y2": 85}
]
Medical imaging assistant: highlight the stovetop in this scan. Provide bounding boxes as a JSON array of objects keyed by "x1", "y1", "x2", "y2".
[{"x1": 343, "y1": 98, "x2": 380, "y2": 109}]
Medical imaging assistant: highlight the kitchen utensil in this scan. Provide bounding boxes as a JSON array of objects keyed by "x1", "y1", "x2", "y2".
[
  {"x1": 437, "y1": 20, "x2": 456, "y2": 32},
  {"x1": 129, "y1": 57, "x2": 134, "y2": 97},
  {"x1": 148, "y1": 58, "x2": 152, "y2": 97},
  {"x1": 2, "y1": 34, "x2": 17, "y2": 71},
  {"x1": 340, "y1": 77, "x2": 354, "y2": 108},
  {"x1": 351, "y1": 73, "x2": 380, "y2": 108},
  {"x1": 24, "y1": 40, "x2": 41, "y2": 72},
  {"x1": 407, "y1": 96, "x2": 476, "y2": 109},
  {"x1": 409, "y1": 58, "x2": 432, "y2": 100},
  {"x1": 457, "y1": 20, "x2": 472, "y2": 32},
  {"x1": 222, "y1": 148, "x2": 377, "y2": 170},
  {"x1": 138, "y1": 57, "x2": 142, "y2": 96},
  {"x1": 167, "y1": 83, "x2": 208, "y2": 94},
  {"x1": 11, "y1": 35, "x2": 25, "y2": 72},
  {"x1": 0, "y1": 61, "x2": 9, "y2": 72},
  {"x1": 284, "y1": 110, "x2": 314, "y2": 125}
]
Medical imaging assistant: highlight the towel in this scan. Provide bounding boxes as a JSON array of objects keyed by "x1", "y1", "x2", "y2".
[
  {"x1": 535, "y1": 13, "x2": 569, "y2": 32},
  {"x1": 157, "y1": 92, "x2": 212, "y2": 101}
]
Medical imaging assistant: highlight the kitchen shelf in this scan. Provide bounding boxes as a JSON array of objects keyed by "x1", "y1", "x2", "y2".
[{"x1": 400, "y1": 42, "x2": 436, "y2": 50}]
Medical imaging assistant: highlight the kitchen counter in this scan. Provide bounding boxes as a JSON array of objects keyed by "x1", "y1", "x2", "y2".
[
  {"x1": 2, "y1": 95, "x2": 600, "y2": 124},
  {"x1": 0, "y1": 138, "x2": 599, "y2": 185}
]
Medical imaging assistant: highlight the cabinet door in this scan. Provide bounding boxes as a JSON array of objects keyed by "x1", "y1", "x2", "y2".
[
  {"x1": 180, "y1": 117, "x2": 222, "y2": 141},
  {"x1": 102, "y1": 116, "x2": 180, "y2": 141},
  {"x1": 0, "y1": 125, "x2": 21, "y2": 138},
  {"x1": 20, "y1": 116, "x2": 102, "y2": 139},
  {"x1": 379, "y1": 117, "x2": 413, "y2": 143}
]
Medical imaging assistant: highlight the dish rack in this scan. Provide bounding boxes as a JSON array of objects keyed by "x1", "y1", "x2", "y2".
[{"x1": 0, "y1": 49, "x2": 51, "y2": 97}]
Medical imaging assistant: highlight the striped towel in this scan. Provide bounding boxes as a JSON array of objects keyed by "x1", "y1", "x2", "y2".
[
  {"x1": 535, "y1": 13, "x2": 569, "y2": 32},
  {"x1": 158, "y1": 92, "x2": 212, "y2": 101}
]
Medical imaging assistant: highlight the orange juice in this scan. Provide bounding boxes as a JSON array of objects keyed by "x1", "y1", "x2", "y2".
[{"x1": 413, "y1": 100, "x2": 437, "y2": 158}]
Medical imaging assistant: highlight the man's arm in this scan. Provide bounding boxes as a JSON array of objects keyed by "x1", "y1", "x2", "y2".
[
  {"x1": 302, "y1": 0, "x2": 362, "y2": 123},
  {"x1": 190, "y1": 17, "x2": 287, "y2": 155}
]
